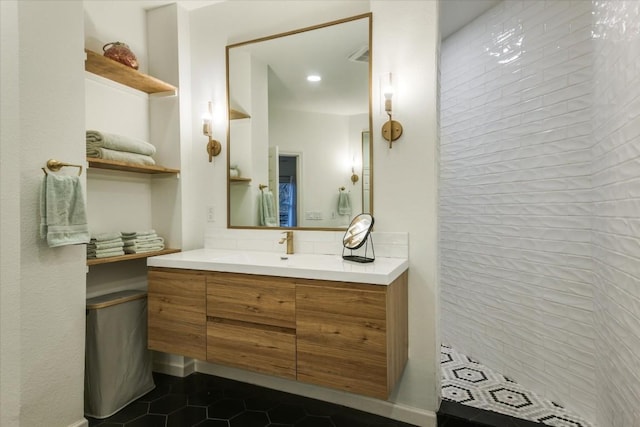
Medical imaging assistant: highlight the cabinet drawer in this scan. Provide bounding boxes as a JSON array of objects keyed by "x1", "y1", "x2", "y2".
[
  {"x1": 207, "y1": 318, "x2": 296, "y2": 379},
  {"x1": 296, "y1": 282, "x2": 391, "y2": 399},
  {"x1": 206, "y1": 273, "x2": 295, "y2": 329},
  {"x1": 148, "y1": 269, "x2": 206, "y2": 360}
]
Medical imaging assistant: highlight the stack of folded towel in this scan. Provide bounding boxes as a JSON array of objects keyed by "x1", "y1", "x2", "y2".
[
  {"x1": 86, "y1": 130, "x2": 157, "y2": 166},
  {"x1": 87, "y1": 232, "x2": 124, "y2": 259},
  {"x1": 122, "y1": 230, "x2": 165, "y2": 254}
]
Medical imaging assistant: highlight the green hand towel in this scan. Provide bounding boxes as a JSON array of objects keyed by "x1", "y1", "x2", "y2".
[{"x1": 40, "y1": 175, "x2": 90, "y2": 248}]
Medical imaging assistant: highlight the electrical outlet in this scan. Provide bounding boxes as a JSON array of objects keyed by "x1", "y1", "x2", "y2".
[{"x1": 206, "y1": 206, "x2": 215, "y2": 222}]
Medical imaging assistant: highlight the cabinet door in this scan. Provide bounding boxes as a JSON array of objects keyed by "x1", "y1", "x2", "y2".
[
  {"x1": 207, "y1": 273, "x2": 295, "y2": 329},
  {"x1": 148, "y1": 269, "x2": 206, "y2": 360},
  {"x1": 207, "y1": 318, "x2": 296, "y2": 379},
  {"x1": 296, "y1": 282, "x2": 389, "y2": 399}
]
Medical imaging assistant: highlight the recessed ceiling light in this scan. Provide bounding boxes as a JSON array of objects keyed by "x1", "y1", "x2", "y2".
[{"x1": 307, "y1": 75, "x2": 321, "y2": 82}]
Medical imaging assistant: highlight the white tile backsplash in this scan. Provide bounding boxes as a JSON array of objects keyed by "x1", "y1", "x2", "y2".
[{"x1": 204, "y1": 226, "x2": 408, "y2": 259}]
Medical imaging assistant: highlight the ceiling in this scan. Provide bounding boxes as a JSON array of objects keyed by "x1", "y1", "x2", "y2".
[
  {"x1": 138, "y1": 1, "x2": 500, "y2": 114},
  {"x1": 142, "y1": 0, "x2": 500, "y2": 40},
  {"x1": 439, "y1": 0, "x2": 500, "y2": 39}
]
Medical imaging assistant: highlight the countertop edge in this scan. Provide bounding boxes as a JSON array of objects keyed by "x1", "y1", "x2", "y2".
[{"x1": 147, "y1": 250, "x2": 408, "y2": 286}]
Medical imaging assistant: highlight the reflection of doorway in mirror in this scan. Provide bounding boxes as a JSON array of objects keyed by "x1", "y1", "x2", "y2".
[
  {"x1": 278, "y1": 154, "x2": 300, "y2": 227},
  {"x1": 361, "y1": 131, "x2": 371, "y2": 213}
]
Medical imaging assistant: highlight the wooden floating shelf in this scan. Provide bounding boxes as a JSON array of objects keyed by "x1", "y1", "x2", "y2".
[
  {"x1": 87, "y1": 157, "x2": 180, "y2": 175},
  {"x1": 84, "y1": 49, "x2": 177, "y2": 95},
  {"x1": 87, "y1": 248, "x2": 181, "y2": 266},
  {"x1": 230, "y1": 109, "x2": 250, "y2": 120},
  {"x1": 230, "y1": 176, "x2": 252, "y2": 183}
]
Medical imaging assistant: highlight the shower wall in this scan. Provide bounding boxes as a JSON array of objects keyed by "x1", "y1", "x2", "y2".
[
  {"x1": 440, "y1": 0, "x2": 596, "y2": 420},
  {"x1": 591, "y1": 1, "x2": 640, "y2": 426}
]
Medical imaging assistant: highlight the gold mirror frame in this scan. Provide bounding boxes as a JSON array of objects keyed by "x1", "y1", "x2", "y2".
[{"x1": 226, "y1": 13, "x2": 373, "y2": 231}]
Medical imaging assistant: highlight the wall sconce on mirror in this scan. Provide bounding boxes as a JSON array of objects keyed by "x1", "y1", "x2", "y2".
[
  {"x1": 380, "y1": 73, "x2": 403, "y2": 148},
  {"x1": 203, "y1": 101, "x2": 222, "y2": 162}
]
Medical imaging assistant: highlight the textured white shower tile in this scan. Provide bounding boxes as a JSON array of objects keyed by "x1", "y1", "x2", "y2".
[{"x1": 440, "y1": 0, "x2": 602, "y2": 421}]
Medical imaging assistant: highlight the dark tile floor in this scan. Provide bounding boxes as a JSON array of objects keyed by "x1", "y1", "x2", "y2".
[
  {"x1": 437, "y1": 400, "x2": 545, "y2": 427},
  {"x1": 87, "y1": 372, "x2": 417, "y2": 427},
  {"x1": 86, "y1": 372, "x2": 545, "y2": 427}
]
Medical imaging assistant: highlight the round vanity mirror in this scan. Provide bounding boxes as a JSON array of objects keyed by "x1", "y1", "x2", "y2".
[{"x1": 342, "y1": 213, "x2": 375, "y2": 263}]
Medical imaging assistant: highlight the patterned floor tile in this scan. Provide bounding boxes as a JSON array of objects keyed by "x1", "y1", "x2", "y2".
[{"x1": 441, "y1": 345, "x2": 595, "y2": 427}]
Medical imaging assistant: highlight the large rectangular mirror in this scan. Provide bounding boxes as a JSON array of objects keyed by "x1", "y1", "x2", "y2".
[{"x1": 226, "y1": 13, "x2": 372, "y2": 230}]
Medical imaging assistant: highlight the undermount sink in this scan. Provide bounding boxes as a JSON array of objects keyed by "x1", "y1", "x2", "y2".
[{"x1": 147, "y1": 248, "x2": 408, "y2": 285}]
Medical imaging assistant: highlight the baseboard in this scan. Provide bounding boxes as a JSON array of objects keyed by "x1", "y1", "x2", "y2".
[
  {"x1": 67, "y1": 418, "x2": 88, "y2": 427},
  {"x1": 194, "y1": 361, "x2": 437, "y2": 426},
  {"x1": 152, "y1": 357, "x2": 195, "y2": 377}
]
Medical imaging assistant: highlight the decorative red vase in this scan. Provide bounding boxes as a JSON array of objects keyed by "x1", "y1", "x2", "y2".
[{"x1": 103, "y1": 42, "x2": 139, "y2": 70}]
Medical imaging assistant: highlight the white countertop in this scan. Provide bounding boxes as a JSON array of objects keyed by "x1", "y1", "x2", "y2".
[{"x1": 147, "y1": 249, "x2": 408, "y2": 285}]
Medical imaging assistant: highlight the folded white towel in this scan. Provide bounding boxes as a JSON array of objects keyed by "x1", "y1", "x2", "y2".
[
  {"x1": 91, "y1": 240, "x2": 125, "y2": 250},
  {"x1": 124, "y1": 246, "x2": 164, "y2": 254},
  {"x1": 40, "y1": 175, "x2": 90, "y2": 248},
  {"x1": 90, "y1": 232, "x2": 122, "y2": 242},
  {"x1": 124, "y1": 237, "x2": 163, "y2": 247},
  {"x1": 87, "y1": 248, "x2": 125, "y2": 259},
  {"x1": 87, "y1": 148, "x2": 156, "y2": 166},
  {"x1": 128, "y1": 234, "x2": 159, "y2": 242},
  {"x1": 86, "y1": 130, "x2": 156, "y2": 156},
  {"x1": 122, "y1": 230, "x2": 157, "y2": 238},
  {"x1": 95, "y1": 250, "x2": 125, "y2": 258}
]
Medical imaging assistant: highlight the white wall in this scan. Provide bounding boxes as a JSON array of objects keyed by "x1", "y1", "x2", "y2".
[
  {"x1": 592, "y1": 1, "x2": 640, "y2": 426},
  {"x1": 1, "y1": 2, "x2": 22, "y2": 425},
  {"x1": 1, "y1": 1, "x2": 88, "y2": 426},
  {"x1": 190, "y1": 1, "x2": 441, "y2": 425}
]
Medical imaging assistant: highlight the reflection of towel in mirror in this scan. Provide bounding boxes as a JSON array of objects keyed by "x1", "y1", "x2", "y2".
[
  {"x1": 259, "y1": 190, "x2": 278, "y2": 227},
  {"x1": 337, "y1": 191, "x2": 352, "y2": 216},
  {"x1": 40, "y1": 174, "x2": 90, "y2": 247}
]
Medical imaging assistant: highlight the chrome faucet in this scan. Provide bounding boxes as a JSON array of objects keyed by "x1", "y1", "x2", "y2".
[{"x1": 279, "y1": 231, "x2": 294, "y2": 254}]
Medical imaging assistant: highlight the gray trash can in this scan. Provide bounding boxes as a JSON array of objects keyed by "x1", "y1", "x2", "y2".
[{"x1": 85, "y1": 290, "x2": 155, "y2": 419}]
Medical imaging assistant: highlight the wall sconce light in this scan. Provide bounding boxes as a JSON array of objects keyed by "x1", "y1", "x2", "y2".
[
  {"x1": 349, "y1": 154, "x2": 359, "y2": 185},
  {"x1": 351, "y1": 166, "x2": 359, "y2": 185},
  {"x1": 381, "y1": 73, "x2": 403, "y2": 148},
  {"x1": 203, "y1": 101, "x2": 221, "y2": 162}
]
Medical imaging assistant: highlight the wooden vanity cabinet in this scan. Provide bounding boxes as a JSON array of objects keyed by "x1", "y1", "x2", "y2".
[
  {"x1": 146, "y1": 267, "x2": 408, "y2": 399},
  {"x1": 206, "y1": 273, "x2": 297, "y2": 379},
  {"x1": 147, "y1": 268, "x2": 207, "y2": 360},
  {"x1": 296, "y1": 271, "x2": 408, "y2": 399}
]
